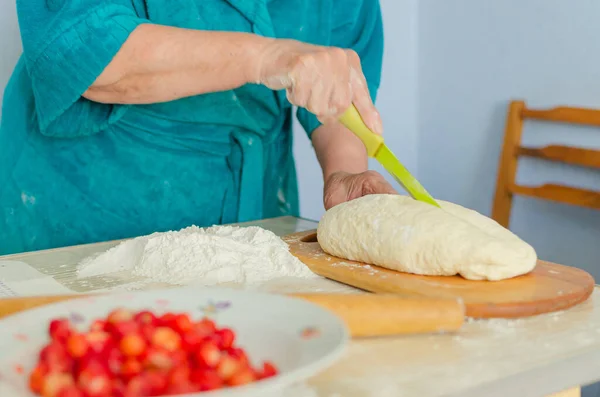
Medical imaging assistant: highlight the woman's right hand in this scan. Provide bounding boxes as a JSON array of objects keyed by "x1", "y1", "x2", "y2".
[{"x1": 254, "y1": 39, "x2": 383, "y2": 135}]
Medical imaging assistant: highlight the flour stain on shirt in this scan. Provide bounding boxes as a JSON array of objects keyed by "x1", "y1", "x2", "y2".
[{"x1": 20, "y1": 192, "x2": 36, "y2": 207}]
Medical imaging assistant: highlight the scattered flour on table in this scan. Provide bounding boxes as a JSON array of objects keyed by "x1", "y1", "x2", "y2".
[{"x1": 77, "y1": 225, "x2": 318, "y2": 285}]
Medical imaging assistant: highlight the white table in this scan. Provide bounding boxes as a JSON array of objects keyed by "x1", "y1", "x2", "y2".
[{"x1": 0, "y1": 216, "x2": 596, "y2": 397}]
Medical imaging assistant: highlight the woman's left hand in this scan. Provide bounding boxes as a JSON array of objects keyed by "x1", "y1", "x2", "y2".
[{"x1": 323, "y1": 170, "x2": 397, "y2": 210}]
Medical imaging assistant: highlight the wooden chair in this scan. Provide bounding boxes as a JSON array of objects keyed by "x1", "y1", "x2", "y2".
[{"x1": 492, "y1": 100, "x2": 600, "y2": 228}]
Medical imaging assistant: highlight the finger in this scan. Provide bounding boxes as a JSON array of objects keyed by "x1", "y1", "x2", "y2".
[
  {"x1": 318, "y1": 86, "x2": 351, "y2": 125},
  {"x1": 308, "y1": 79, "x2": 335, "y2": 123},
  {"x1": 362, "y1": 171, "x2": 398, "y2": 195},
  {"x1": 376, "y1": 179, "x2": 398, "y2": 195},
  {"x1": 323, "y1": 189, "x2": 348, "y2": 210},
  {"x1": 326, "y1": 66, "x2": 353, "y2": 120},
  {"x1": 286, "y1": 59, "x2": 317, "y2": 108},
  {"x1": 323, "y1": 173, "x2": 352, "y2": 209},
  {"x1": 372, "y1": 173, "x2": 398, "y2": 195},
  {"x1": 286, "y1": 83, "x2": 309, "y2": 108},
  {"x1": 311, "y1": 50, "x2": 347, "y2": 122},
  {"x1": 329, "y1": 51, "x2": 353, "y2": 118},
  {"x1": 350, "y1": 68, "x2": 383, "y2": 135}
]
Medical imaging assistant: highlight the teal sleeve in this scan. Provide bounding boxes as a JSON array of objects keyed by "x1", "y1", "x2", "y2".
[
  {"x1": 16, "y1": 0, "x2": 147, "y2": 137},
  {"x1": 296, "y1": 0, "x2": 384, "y2": 138}
]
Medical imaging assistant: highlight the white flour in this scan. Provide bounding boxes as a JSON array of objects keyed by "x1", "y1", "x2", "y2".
[{"x1": 77, "y1": 225, "x2": 317, "y2": 285}]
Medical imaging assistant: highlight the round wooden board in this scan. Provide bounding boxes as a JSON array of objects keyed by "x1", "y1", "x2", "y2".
[{"x1": 284, "y1": 230, "x2": 595, "y2": 318}]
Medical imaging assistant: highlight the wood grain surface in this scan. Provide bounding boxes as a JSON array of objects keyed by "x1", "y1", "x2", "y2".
[
  {"x1": 0, "y1": 292, "x2": 465, "y2": 337},
  {"x1": 285, "y1": 230, "x2": 595, "y2": 318}
]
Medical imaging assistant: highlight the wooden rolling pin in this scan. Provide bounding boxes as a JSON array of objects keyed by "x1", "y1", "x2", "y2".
[
  {"x1": 0, "y1": 293, "x2": 465, "y2": 337},
  {"x1": 293, "y1": 293, "x2": 465, "y2": 337}
]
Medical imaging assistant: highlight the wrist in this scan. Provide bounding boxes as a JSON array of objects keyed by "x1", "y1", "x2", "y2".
[
  {"x1": 320, "y1": 142, "x2": 368, "y2": 181},
  {"x1": 312, "y1": 123, "x2": 368, "y2": 181},
  {"x1": 322, "y1": 159, "x2": 368, "y2": 182},
  {"x1": 243, "y1": 35, "x2": 277, "y2": 84},
  {"x1": 312, "y1": 123, "x2": 369, "y2": 181}
]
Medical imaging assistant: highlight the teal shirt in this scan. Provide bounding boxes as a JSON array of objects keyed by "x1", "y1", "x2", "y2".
[{"x1": 0, "y1": 0, "x2": 383, "y2": 255}]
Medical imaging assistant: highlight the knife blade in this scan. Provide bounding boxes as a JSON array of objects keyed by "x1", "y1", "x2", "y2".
[
  {"x1": 374, "y1": 144, "x2": 440, "y2": 207},
  {"x1": 339, "y1": 105, "x2": 440, "y2": 208}
]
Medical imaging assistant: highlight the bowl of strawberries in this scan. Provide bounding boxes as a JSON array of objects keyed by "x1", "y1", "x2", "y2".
[{"x1": 0, "y1": 287, "x2": 348, "y2": 397}]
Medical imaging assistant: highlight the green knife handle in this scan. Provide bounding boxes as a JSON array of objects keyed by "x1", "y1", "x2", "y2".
[{"x1": 339, "y1": 105, "x2": 384, "y2": 157}]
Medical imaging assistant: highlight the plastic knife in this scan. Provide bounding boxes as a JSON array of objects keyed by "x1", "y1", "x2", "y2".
[{"x1": 339, "y1": 105, "x2": 440, "y2": 208}]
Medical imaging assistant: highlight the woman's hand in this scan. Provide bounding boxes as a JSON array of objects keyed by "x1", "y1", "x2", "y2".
[
  {"x1": 255, "y1": 40, "x2": 383, "y2": 134},
  {"x1": 323, "y1": 170, "x2": 397, "y2": 210}
]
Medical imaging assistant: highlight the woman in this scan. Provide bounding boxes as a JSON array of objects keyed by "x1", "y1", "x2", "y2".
[{"x1": 0, "y1": 0, "x2": 395, "y2": 255}]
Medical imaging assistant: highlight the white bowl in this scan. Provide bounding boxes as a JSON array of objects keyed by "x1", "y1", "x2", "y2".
[{"x1": 0, "y1": 287, "x2": 349, "y2": 396}]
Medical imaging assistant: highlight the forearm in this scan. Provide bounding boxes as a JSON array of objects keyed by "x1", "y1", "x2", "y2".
[
  {"x1": 311, "y1": 123, "x2": 368, "y2": 181},
  {"x1": 84, "y1": 24, "x2": 272, "y2": 104}
]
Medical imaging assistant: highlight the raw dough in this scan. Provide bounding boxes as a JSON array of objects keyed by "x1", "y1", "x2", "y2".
[{"x1": 317, "y1": 194, "x2": 537, "y2": 281}]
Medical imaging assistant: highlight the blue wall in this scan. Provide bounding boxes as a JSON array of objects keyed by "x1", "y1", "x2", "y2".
[{"x1": 417, "y1": 0, "x2": 600, "y2": 279}]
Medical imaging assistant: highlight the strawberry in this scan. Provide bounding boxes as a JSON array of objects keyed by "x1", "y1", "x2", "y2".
[
  {"x1": 228, "y1": 367, "x2": 256, "y2": 386},
  {"x1": 41, "y1": 372, "x2": 74, "y2": 397},
  {"x1": 195, "y1": 318, "x2": 216, "y2": 335},
  {"x1": 168, "y1": 364, "x2": 190, "y2": 384},
  {"x1": 124, "y1": 375, "x2": 151, "y2": 397},
  {"x1": 158, "y1": 313, "x2": 176, "y2": 328},
  {"x1": 28, "y1": 363, "x2": 48, "y2": 393},
  {"x1": 89, "y1": 320, "x2": 107, "y2": 333},
  {"x1": 171, "y1": 349, "x2": 188, "y2": 366},
  {"x1": 85, "y1": 332, "x2": 113, "y2": 357},
  {"x1": 164, "y1": 381, "x2": 199, "y2": 395},
  {"x1": 66, "y1": 334, "x2": 89, "y2": 359},
  {"x1": 40, "y1": 342, "x2": 73, "y2": 373},
  {"x1": 111, "y1": 380, "x2": 126, "y2": 397},
  {"x1": 110, "y1": 320, "x2": 139, "y2": 340},
  {"x1": 227, "y1": 347, "x2": 249, "y2": 367},
  {"x1": 216, "y1": 354, "x2": 241, "y2": 381},
  {"x1": 151, "y1": 327, "x2": 181, "y2": 352},
  {"x1": 181, "y1": 330, "x2": 204, "y2": 352},
  {"x1": 107, "y1": 308, "x2": 133, "y2": 324},
  {"x1": 48, "y1": 318, "x2": 72, "y2": 343},
  {"x1": 172, "y1": 313, "x2": 193, "y2": 334},
  {"x1": 79, "y1": 373, "x2": 111, "y2": 397},
  {"x1": 120, "y1": 333, "x2": 147, "y2": 357},
  {"x1": 259, "y1": 361, "x2": 279, "y2": 379},
  {"x1": 133, "y1": 310, "x2": 157, "y2": 326},
  {"x1": 76, "y1": 357, "x2": 110, "y2": 386},
  {"x1": 190, "y1": 369, "x2": 223, "y2": 391},
  {"x1": 56, "y1": 385, "x2": 84, "y2": 397},
  {"x1": 106, "y1": 348, "x2": 124, "y2": 375},
  {"x1": 139, "y1": 324, "x2": 156, "y2": 343},
  {"x1": 193, "y1": 342, "x2": 221, "y2": 368},
  {"x1": 120, "y1": 358, "x2": 142, "y2": 381},
  {"x1": 143, "y1": 370, "x2": 168, "y2": 395},
  {"x1": 144, "y1": 347, "x2": 174, "y2": 370},
  {"x1": 215, "y1": 328, "x2": 235, "y2": 349}
]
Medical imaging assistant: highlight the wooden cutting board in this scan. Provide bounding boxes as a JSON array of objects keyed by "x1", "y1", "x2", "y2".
[{"x1": 284, "y1": 230, "x2": 595, "y2": 319}]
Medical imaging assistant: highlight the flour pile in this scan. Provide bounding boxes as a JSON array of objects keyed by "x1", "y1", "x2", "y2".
[{"x1": 77, "y1": 226, "x2": 317, "y2": 285}]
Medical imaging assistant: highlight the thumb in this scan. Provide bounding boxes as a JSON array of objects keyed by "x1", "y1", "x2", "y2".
[
  {"x1": 376, "y1": 179, "x2": 399, "y2": 195},
  {"x1": 323, "y1": 174, "x2": 351, "y2": 209}
]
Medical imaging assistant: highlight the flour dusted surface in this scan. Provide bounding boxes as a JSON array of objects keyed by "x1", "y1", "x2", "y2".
[{"x1": 77, "y1": 226, "x2": 317, "y2": 285}]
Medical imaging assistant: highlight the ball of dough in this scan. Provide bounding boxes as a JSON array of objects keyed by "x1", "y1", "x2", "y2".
[{"x1": 317, "y1": 194, "x2": 537, "y2": 281}]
